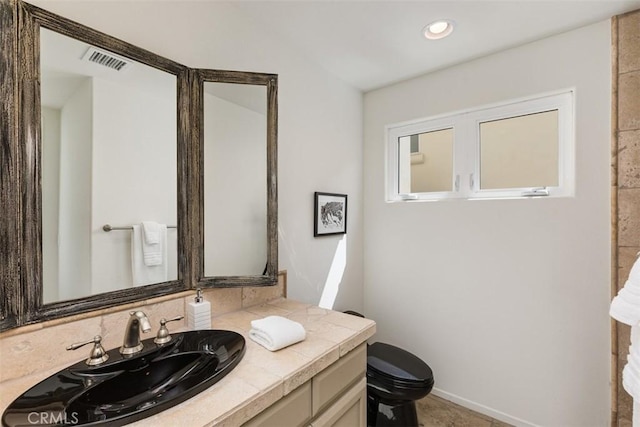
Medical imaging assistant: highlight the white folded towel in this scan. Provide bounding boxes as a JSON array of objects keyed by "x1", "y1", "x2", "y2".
[
  {"x1": 139, "y1": 222, "x2": 166, "y2": 267},
  {"x1": 142, "y1": 221, "x2": 161, "y2": 245},
  {"x1": 131, "y1": 224, "x2": 168, "y2": 286},
  {"x1": 249, "y1": 316, "x2": 306, "y2": 351}
]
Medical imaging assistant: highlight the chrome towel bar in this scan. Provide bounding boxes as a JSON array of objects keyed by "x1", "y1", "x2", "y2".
[{"x1": 102, "y1": 224, "x2": 177, "y2": 232}]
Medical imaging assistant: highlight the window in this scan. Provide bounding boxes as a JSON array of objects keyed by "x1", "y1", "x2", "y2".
[
  {"x1": 386, "y1": 90, "x2": 574, "y2": 201},
  {"x1": 398, "y1": 128, "x2": 454, "y2": 194}
]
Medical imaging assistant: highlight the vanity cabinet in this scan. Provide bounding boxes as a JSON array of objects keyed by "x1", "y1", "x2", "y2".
[
  {"x1": 243, "y1": 344, "x2": 367, "y2": 427},
  {"x1": 310, "y1": 378, "x2": 366, "y2": 427}
]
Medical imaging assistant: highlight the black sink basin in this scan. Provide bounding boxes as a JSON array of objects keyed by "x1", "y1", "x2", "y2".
[{"x1": 2, "y1": 330, "x2": 245, "y2": 427}]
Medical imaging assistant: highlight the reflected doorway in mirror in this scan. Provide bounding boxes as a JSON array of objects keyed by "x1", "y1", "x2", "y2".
[{"x1": 314, "y1": 192, "x2": 347, "y2": 237}]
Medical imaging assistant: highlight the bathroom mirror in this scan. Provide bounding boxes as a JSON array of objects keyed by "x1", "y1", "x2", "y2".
[
  {"x1": 196, "y1": 70, "x2": 278, "y2": 287},
  {"x1": 203, "y1": 82, "x2": 267, "y2": 276},
  {"x1": 0, "y1": 0, "x2": 278, "y2": 331},
  {"x1": 0, "y1": 0, "x2": 193, "y2": 330},
  {"x1": 40, "y1": 27, "x2": 179, "y2": 303}
]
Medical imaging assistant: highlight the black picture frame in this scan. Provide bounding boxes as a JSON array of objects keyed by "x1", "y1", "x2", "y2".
[{"x1": 314, "y1": 192, "x2": 347, "y2": 237}]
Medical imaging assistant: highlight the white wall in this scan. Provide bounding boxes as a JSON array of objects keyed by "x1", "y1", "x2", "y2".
[
  {"x1": 58, "y1": 79, "x2": 92, "y2": 301},
  {"x1": 30, "y1": 0, "x2": 365, "y2": 312},
  {"x1": 364, "y1": 21, "x2": 611, "y2": 427}
]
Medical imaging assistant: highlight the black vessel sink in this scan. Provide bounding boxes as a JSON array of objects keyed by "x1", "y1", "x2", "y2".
[{"x1": 2, "y1": 330, "x2": 245, "y2": 427}]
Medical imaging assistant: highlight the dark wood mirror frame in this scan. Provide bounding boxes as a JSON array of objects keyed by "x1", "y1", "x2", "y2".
[{"x1": 0, "y1": 0, "x2": 278, "y2": 331}]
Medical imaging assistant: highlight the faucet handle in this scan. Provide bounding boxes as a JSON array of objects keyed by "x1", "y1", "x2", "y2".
[
  {"x1": 154, "y1": 316, "x2": 184, "y2": 345},
  {"x1": 67, "y1": 335, "x2": 109, "y2": 366}
]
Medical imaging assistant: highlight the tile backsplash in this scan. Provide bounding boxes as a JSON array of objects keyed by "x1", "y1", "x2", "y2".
[{"x1": 0, "y1": 272, "x2": 285, "y2": 385}]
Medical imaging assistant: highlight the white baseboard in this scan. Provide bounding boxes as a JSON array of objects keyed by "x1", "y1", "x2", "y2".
[{"x1": 430, "y1": 388, "x2": 541, "y2": 427}]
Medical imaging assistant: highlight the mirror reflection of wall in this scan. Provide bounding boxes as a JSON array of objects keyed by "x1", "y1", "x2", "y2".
[
  {"x1": 203, "y1": 82, "x2": 267, "y2": 277},
  {"x1": 40, "y1": 28, "x2": 178, "y2": 303}
]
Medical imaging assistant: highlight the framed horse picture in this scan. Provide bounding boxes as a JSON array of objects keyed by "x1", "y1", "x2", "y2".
[{"x1": 314, "y1": 192, "x2": 347, "y2": 237}]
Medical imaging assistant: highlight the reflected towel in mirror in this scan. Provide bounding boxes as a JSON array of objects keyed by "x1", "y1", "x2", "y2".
[
  {"x1": 132, "y1": 224, "x2": 167, "y2": 286},
  {"x1": 142, "y1": 221, "x2": 161, "y2": 245},
  {"x1": 140, "y1": 221, "x2": 165, "y2": 266}
]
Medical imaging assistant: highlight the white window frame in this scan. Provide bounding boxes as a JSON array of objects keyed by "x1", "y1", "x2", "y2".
[
  {"x1": 387, "y1": 117, "x2": 460, "y2": 201},
  {"x1": 385, "y1": 89, "x2": 575, "y2": 202}
]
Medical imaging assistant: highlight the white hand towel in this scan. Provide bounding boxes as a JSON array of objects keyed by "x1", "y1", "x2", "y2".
[
  {"x1": 131, "y1": 224, "x2": 168, "y2": 286},
  {"x1": 249, "y1": 316, "x2": 306, "y2": 351},
  {"x1": 139, "y1": 222, "x2": 166, "y2": 267},
  {"x1": 142, "y1": 221, "x2": 161, "y2": 245}
]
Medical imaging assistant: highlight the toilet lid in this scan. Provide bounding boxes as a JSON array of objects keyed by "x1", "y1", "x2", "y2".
[{"x1": 367, "y1": 342, "x2": 433, "y2": 389}]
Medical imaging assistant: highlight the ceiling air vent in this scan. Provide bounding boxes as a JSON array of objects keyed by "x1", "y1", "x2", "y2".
[{"x1": 82, "y1": 47, "x2": 131, "y2": 71}]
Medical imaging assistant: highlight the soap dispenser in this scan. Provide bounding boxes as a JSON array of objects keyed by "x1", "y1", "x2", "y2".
[{"x1": 187, "y1": 288, "x2": 211, "y2": 330}]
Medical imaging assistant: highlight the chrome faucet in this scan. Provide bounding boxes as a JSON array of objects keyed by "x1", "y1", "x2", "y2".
[{"x1": 120, "y1": 311, "x2": 151, "y2": 355}]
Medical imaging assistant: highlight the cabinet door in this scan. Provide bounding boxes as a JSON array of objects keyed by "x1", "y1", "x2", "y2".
[
  {"x1": 310, "y1": 377, "x2": 366, "y2": 427},
  {"x1": 243, "y1": 381, "x2": 312, "y2": 427},
  {"x1": 312, "y1": 343, "x2": 366, "y2": 416}
]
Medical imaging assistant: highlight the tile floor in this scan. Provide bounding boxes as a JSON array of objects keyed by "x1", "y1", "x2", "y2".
[{"x1": 416, "y1": 394, "x2": 513, "y2": 427}]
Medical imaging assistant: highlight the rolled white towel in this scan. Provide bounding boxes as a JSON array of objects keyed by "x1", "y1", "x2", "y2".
[{"x1": 249, "y1": 316, "x2": 306, "y2": 351}]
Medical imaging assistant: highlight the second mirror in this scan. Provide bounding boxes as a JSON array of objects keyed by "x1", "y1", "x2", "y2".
[{"x1": 203, "y1": 82, "x2": 267, "y2": 277}]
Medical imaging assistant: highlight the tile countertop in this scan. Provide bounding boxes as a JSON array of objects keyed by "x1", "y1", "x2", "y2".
[{"x1": 0, "y1": 298, "x2": 376, "y2": 427}]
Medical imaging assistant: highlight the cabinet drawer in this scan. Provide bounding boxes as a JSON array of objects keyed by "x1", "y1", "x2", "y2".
[
  {"x1": 243, "y1": 381, "x2": 312, "y2": 427},
  {"x1": 310, "y1": 377, "x2": 366, "y2": 427},
  {"x1": 312, "y1": 343, "x2": 366, "y2": 415}
]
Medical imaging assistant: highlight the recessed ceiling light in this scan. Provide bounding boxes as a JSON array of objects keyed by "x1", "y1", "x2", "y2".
[{"x1": 423, "y1": 20, "x2": 455, "y2": 40}]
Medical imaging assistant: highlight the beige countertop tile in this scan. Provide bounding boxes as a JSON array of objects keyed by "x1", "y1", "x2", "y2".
[{"x1": 0, "y1": 299, "x2": 376, "y2": 427}]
